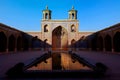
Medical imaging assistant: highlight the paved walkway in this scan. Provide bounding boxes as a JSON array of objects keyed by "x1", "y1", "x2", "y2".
[
  {"x1": 0, "y1": 51, "x2": 45, "y2": 78},
  {"x1": 0, "y1": 51, "x2": 120, "y2": 79},
  {"x1": 76, "y1": 51, "x2": 120, "y2": 80}
]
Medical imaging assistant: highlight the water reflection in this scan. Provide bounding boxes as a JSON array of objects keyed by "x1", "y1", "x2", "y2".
[
  {"x1": 6, "y1": 52, "x2": 108, "y2": 78},
  {"x1": 28, "y1": 52, "x2": 92, "y2": 71}
]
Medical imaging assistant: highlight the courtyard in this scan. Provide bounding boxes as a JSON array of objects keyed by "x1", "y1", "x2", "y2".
[{"x1": 0, "y1": 51, "x2": 120, "y2": 79}]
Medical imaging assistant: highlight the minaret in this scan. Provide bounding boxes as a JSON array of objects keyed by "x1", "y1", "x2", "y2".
[
  {"x1": 42, "y1": 6, "x2": 51, "y2": 20},
  {"x1": 68, "y1": 6, "x2": 77, "y2": 20}
]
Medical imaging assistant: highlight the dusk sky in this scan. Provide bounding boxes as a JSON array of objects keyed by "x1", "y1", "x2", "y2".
[{"x1": 0, "y1": 0, "x2": 120, "y2": 32}]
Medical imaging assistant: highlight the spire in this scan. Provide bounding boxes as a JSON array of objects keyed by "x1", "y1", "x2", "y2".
[
  {"x1": 68, "y1": 6, "x2": 77, "y2": 20},
  {"x1": 72, "y1": 6, "x2": 74, "y2": 10},
  {"x1": 46, "y1": 5, "x2": 48, "y2": 10},
  {"x1": 42, "y1": 6, "x2": 51, "y2": 20}
]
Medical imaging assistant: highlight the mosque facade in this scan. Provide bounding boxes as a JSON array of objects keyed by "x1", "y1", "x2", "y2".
[{"x1": 27, "y1": 6, "x2": 93, "y2": 51}]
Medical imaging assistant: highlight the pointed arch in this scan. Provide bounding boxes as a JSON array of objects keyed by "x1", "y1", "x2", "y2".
[
  {"x1": 44, "y1": 24, "x2": 48, "y2": 32},
  {"x1": 72, "y1": 13, "x2": 75, "y2": 19},
  {"x1": 0, "y1": 32, "x2": 7, "y2": 52},
  {"x1": 71, "y1": 39, "x2": 76, "y2": 47},
  {"x1": 113, "y1": 32, "x2": 120, "y2": 52},
  {"x1": 71, "y1": 25, "x2": 76, "y2": 32},
  {"x1": 8, "y1": 35, "x2": 15, "y2": 51},
  {"x1": 71, "y1": 39, "x2": 76, "y2": 44},
  {"x1": 52, "y1": 26, "x2": 68, "y2": 51},
  {"x1": 105, "y1": 35, "x2": 112, "y2": 51},
  {"x1": 71, "y1": 39, "x2": 76, "y2": 51},
  {"x1": 45, "y1": 13, "x2": 48, "y2": 19}
]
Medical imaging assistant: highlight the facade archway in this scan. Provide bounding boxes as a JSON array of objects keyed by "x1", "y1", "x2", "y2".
[
  {"x1": 113, "y1": 32, "x2": 120, "y2": 52},
  {"x1": 98, "y1": 36, "x2": 103, "y2": 51},
  {"x1": 8, "y1": 35, "x2": 15, "y2": 51},
  {"x1": 71, "y1": 39, "x2": 76, "y2": 50},
  {"x1": 0, "y1": 32, "x2": 7, "y2": 52},
  {"x1": 71, "y1": 25, "x2": 76, "y2": 32},
  {"x1": 105, "y1": 35, "x2": 112, "y2": 51},
  {"x1": 44, "y1": 25, "x2": 48, "y2": 32},
  {"x1": 52, "y1": 26, "x2": 68, "y2": 51}
]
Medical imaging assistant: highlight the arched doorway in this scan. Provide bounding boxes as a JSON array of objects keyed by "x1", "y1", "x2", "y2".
[
  {"x1": 52, "y1": 26, "x2": 68, "y2": 51},
  {"x1": 71, "y1": 39, "x2": 76, "y2": 50},
  {"x1": 105, "y1": 35, "x2": 112, "y2": 51},
  {"x1": 8, "y1": 35, "x2": 15, "y2": 51},
  {"x1": 113, "y1": 32, "x2": 120, "y2": 52},
  {"x1": 98, "y1": 36, "x2": 103, "y2": 51},
  {"x1": 0, "y1": 32, "x2": 7, "y2": 52}
]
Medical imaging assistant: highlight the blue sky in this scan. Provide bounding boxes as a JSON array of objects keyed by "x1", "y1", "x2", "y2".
[{"x1": 0, "y1": 0, "x2": 120, "y2": 32}]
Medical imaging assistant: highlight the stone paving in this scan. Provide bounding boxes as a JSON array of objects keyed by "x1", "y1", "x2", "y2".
[
  {"x1": 0, "y1": 50, "x2": 120, "y2": 79},
  {"x1": 76, "y1": 51, "x2": 120, "y2": 80},
  {"x1": 0, "y1": 51, "x2": 45, "y2": 78}
]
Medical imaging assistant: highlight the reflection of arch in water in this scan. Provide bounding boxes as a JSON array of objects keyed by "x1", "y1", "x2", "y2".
[
  {"x1": 0, "y1": 32, "x2": 7, "y2": 52},
  {"x1": 8, "y1": 35, "x2": 15, "y2": 51},
  {"x1": 105, "y1": 35, "x2": 112, "y2": 51},
  {"x1": 52, "y1": 26, "x2": 68, "y2": 51},
  {"x1": 113, "y1": 32, "x2": 120, "y2": 52}
]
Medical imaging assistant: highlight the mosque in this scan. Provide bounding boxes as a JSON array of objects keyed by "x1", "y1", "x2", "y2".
[{"x1": 0, "y1": 6, "x2": 120, "y2": 53}]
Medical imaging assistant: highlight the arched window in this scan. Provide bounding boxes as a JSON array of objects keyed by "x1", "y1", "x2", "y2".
[
  {"x1": 45, "y1": 13, "x2": 48, "y2": 19},
  {"x1": 44, "y1": 39, "x2": 48, "y2": 43},
  {"x1": 71, "y1": 39, "x2": 76, "y2": 45},
  {"x1": 71, "y1": 39, "x2": 76, "y2": 48},
  {"x1": 71, "y1": 25, "x2": 76, "y2": 32},
  {"x1": 0, "y1": 32, "x2": 7, "y2": 52},
  {"x1": 44, "y1": 25, "x2": 48, "y2": 32},
  {"x1": 72, "y1": 13, "x2": 74, "y2": 19}
]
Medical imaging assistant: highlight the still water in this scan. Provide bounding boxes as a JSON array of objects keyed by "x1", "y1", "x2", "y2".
[{"x1": 28, "y1": 53, "x2": 92, "y2": 71}]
